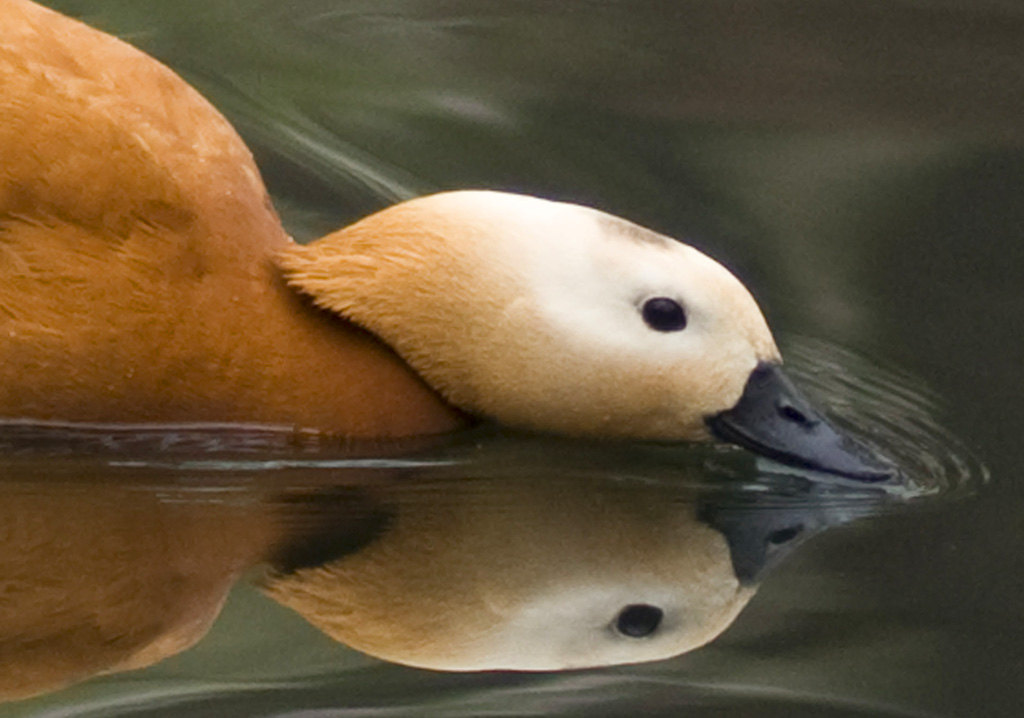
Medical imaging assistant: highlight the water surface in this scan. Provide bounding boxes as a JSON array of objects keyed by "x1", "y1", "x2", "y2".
[{"x1": 6, "y1": 1, "x2": 1022, "y2": 716}]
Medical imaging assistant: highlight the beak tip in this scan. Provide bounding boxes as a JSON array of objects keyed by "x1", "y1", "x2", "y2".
[{"x1": 706, "y1": 362, "x2": 902, "y2": 483}]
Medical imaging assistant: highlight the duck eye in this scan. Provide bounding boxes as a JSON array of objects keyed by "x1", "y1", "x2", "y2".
[
  {"x1": 641, "y1": 298, "x2": 687, "y2": 332},
  {"x1": 614, "y1": 604, "x2": 664, "y2": 638}
]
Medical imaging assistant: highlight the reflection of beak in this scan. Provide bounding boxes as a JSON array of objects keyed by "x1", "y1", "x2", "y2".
[
  {"x1": 705, "y1": 361, "x2": 898, "y2": 482},
  {"x1": 699, "y1": 490, "x2": 887, "y2": 584},
  {"x1": 698, "y1": 503, "x2": 815, "y2": 584}
]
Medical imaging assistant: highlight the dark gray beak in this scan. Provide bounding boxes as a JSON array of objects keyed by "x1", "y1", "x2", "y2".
[{"x1": 706, "y1": 362, "x2": 897, "y2": 482}]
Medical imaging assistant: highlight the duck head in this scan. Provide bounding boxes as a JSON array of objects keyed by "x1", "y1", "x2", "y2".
[{"x1": 279, "y1": 191, "x2": 893, "y2": 481}]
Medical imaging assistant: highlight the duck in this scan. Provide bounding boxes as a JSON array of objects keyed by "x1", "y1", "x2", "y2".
[{"x1": 0, "y1": 0, "x2": 892, "y2": 479}]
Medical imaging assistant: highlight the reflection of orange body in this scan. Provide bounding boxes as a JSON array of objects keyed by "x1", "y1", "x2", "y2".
[{"x1": 0, "y1": 477, "x2": 279, "y2": 701}]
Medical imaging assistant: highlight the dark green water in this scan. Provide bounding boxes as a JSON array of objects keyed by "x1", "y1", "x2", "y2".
[{"x1": 4, "y1": 1, "x2": 1022, "y2": 716}]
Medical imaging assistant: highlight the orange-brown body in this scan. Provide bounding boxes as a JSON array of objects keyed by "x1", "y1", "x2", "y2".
[{"x1": 0, "y1": 0, "x2": 461, "y2": 437}]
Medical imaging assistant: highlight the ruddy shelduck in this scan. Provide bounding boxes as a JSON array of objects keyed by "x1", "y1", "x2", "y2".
[{"x1": 0, "y1": 0, "x2": 892, "y2": 478}]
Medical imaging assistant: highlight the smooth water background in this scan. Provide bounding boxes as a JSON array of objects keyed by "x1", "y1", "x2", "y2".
[{"x1": 7, "y1": 1, "x2": 1024, "y2": 716}]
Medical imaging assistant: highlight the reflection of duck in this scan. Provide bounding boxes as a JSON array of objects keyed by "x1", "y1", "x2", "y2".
[
  {"x1": 0, "y1": 0, "x2": 890, "y2": 478},
  {"x1": 0, "y1": 436, "x2": 876, "y2": 700}
]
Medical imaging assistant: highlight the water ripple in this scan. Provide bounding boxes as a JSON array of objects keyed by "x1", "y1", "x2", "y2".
[{"x1": 780, "y1": 335, "x2": 989, "y2": 499}]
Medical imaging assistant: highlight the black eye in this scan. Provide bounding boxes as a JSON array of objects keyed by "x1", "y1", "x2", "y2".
[
  {"x1": 614, "y1": 604, "x2": 664, "y2": 638},
  {"x1": 641, "y1": 297, "x2": 687, "y2": 332}
]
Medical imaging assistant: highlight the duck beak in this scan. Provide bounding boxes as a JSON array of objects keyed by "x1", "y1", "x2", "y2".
[{"x1": 705, "y1": 362, "x2": 897, "y2": 482}]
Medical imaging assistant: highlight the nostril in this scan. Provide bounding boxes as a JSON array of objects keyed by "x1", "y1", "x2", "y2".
[
  {"x1": 777, "y1": 399, "x2": 816, "y2": 426},
  {"x1": 767, "y1": 525, "x2": 804, "y2": 545}
]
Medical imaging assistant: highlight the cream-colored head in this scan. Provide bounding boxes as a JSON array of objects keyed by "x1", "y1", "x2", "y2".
[
  {"x1": 261, "y1": 475, "x2": 753, "y2": 671},
  {"x1": 279, "y1": 191, "x2": 780, "y2": 440}
]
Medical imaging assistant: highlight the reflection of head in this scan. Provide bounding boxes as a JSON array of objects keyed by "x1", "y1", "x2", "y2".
[{"x1": 262, "y1": 475, "x2": 755, "y2": 671}]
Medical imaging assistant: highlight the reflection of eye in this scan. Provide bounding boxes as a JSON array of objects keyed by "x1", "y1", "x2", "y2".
[
  {"x1": 615, "y1": 604, "x2": 664, "y2": 638},
  {"x1": 641, "y1": 298, "x2": 687, "y2": 332}
]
